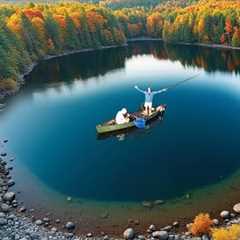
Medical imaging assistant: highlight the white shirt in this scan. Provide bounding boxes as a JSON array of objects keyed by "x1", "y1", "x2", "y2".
[{"x1": 115, "y1": 110, "x2": 126, "y2": 124}]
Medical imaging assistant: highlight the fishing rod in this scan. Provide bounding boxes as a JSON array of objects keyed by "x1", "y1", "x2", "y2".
[{"x1": 163, "y1": 73, "x2": 200, "y2": 92}]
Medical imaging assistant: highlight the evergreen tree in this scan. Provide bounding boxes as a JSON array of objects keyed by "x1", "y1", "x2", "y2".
[
  {"x1": 44, "y1": 14, "x2": 62, "y2": 52},
  {"x1": 64, "y1": 14, "x2": 80, "y2": 50}
]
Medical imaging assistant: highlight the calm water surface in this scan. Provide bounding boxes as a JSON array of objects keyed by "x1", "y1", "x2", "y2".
[{"x1": 1, "y1": 41, "x2": 240, "y2": 234}]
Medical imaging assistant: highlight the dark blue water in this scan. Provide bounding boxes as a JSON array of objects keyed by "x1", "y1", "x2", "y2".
[{"x1": 1, "y1": 42, "x2": 240, "y2": 202}]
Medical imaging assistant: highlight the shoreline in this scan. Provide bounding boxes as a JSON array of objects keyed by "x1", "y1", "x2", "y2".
[{"x1": 128, "y1": 37, "x2": 240, "y2": 51}]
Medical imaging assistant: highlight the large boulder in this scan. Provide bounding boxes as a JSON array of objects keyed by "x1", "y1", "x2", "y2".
[
  {"x1": 3, "y1": 192, "x2": 15, "y2": 202},
  {"x1": 123, "y1": 228, "x2": 135, "y2": 240}
]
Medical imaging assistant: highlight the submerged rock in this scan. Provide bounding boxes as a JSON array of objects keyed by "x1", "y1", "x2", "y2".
[
  {"x1": 101, "y1": 212, "x2": 109, "y2": 219},
  {"x1": 123, "y1": 228, "x2": 135, "y2": 239},
  {"x1": 154, "y1": 200, "x2": 165, "y2": 205},
  {"x1": 7, "y1": 180, "x2": 15, "y2": 187},
  {"x1": 142, "y1": 201, "x2": 153, "y2": 208}
]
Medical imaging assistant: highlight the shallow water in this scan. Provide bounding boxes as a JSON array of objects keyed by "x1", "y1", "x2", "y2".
[{"x1": 1, "y1": 41, "x2": 240, "y2": 234}]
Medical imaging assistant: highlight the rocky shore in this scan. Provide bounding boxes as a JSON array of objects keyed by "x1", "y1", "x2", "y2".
[{"x1": 1, "y1": 138, "x2": 240, "y2": 240}]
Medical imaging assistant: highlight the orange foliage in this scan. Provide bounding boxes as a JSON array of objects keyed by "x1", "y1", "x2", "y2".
[
  {"x1": 23, "y1": 9, "x2": 43, "y2": 20},
  {"x1": 53, "y1": 14, "x2": 66, "y2": 28},
  {"x1": 225, "y1": 16, "x2": 232, "y2": 34},
  {"x1": 86, "y1": 11, "x2": 106, "y2": 33},
  {"x1": 128, "y1": 23, "x2": 142, "y2": 37},
  {"x1": 147, "y1": 13, "x2": 163, "y2": 36},
  {"x1": 220, "y1": 34, "x2": 225, "y2": 44},
  {"x1": 189, "y1": 213, "x2": 213, "y2": 236},
  {"x1": 7, "y1": 13, "x2": 21, "y2": 32},
  {"x1": 70, "y1": 12, "x2": 81, "y2": 29}
]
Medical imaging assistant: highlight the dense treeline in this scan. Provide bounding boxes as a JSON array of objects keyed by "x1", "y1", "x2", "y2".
[
  {"x1": 1, "y1": 0, "x2": 240, "y2": 93},
  {"x1": 0, "y1": 2, "x2": 126, "y2": 92}
]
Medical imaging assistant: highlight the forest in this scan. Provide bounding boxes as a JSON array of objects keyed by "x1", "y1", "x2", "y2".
[{"x1": 1, "y1": 0, "x2": 240, "y2": 93}]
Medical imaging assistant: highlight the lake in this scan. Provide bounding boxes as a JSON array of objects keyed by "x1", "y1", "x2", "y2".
[{"x1": 1, "y1": 41, "x2": 240, "y2": 235}]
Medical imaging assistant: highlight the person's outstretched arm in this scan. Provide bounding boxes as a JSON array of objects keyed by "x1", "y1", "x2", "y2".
[
  {"x1": 153, "y1": 88, "x2": 168, "y2": 95},
  {"x1": 134, "y1": 85, "x2": 145, "y2": 94}
]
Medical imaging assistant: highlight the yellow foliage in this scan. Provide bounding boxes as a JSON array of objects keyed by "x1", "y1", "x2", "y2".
[
  {"x1": 189, "y1": 213, "x2": 213, "y2": 236},
  {"x1": 0, "y1": 79, "x2": 17, "y2": 91},
  {"x1": 212, "y1": 224, "x2": 240, "y2": 240}
]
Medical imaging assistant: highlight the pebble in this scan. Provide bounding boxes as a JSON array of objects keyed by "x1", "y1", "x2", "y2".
[
  {"x1": 7, "y1": 179, "x2": 15, "y2": 187},
  {"x1": 173, "y1": 221, "x2": 179, "y2": 227},
  {"x1": 233, "y1": 203, "x2": 240, "y2": 213},
  {"x1": 152, "y1": 231, "x2": 168, "y2": 240},
  {"x1": 1, "y1": 203, "x2": 10, "y2": 212},
  {"x1": 0, "y1": 212, "x2": 6, "y2": 218},
  {"x1": 35, "y1": 219, "x2": 43, "y2": 225},
  {"x1": 0, "y1": 217, "x2": 7, "y2": 225},
  {"x1": 149, "y1": 224, "x2": 156, "y2": 231},
  {"x1": 55, "y1": 219, "x2": 61, "y2": 224},
  {"x1": 202, "y1": 235, "x2": 210, "y2": 240},
  {"x1": 65, "y1": 221, "x2": 75, "y2": 230},
  {"x1": 212, "y1": 219, "x2": 219, "y2": 226},
  {"x1": 123, "y1": 228, "x2": 135, "y2": 239},
  {"x1": 18, "y1": 206, "x2": 26, "y2": 213},
  {"x1": 161, "y1": 225, "x2": 172, "y2": 231},
  {"x1": 43, "y1": 217, "x2": 50, "y2": 222},
  {"x1": 103, "y1": 235, "x2": 109, "y2": 240},
  {"x1": 51, "y1": 227, "x2": 57, "y2": 233},
  {"x1": 220, "y1": 210, "x2": 230, "y2": 219},
  {"x1": 86, "y1": 233, "x2": 93, "y2": 237}
]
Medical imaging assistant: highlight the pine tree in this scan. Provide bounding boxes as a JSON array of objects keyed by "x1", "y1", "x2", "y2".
[
  {"x1": 64, "y1": 14, "x2": 80, "y2": 50},
  {"x1": 44, "y1": 14, "x2": 62, "y2": 52}
]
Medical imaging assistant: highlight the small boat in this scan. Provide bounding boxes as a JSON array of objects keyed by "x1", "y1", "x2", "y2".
[{"x1": 96, "y1": 104, "x2": 167, "y2": 134}]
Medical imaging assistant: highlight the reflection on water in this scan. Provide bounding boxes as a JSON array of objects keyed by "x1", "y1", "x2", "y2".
[{"x1": 25, "y1": 41, "x2": 240, "y2": 93}]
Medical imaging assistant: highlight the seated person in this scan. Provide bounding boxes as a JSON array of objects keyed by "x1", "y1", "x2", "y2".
[{"x1": 115, "y1": 108, "x2": 130, "y2": 124}]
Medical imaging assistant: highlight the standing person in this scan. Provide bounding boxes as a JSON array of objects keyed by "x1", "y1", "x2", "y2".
[{"x1": 134, "y1": 86, "x2": 167, "y2": 115}]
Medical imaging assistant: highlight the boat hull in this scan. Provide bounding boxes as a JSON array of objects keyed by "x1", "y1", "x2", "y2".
[{"x1": 96, "y1": 104, "x2": 166, "y2": 134}]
